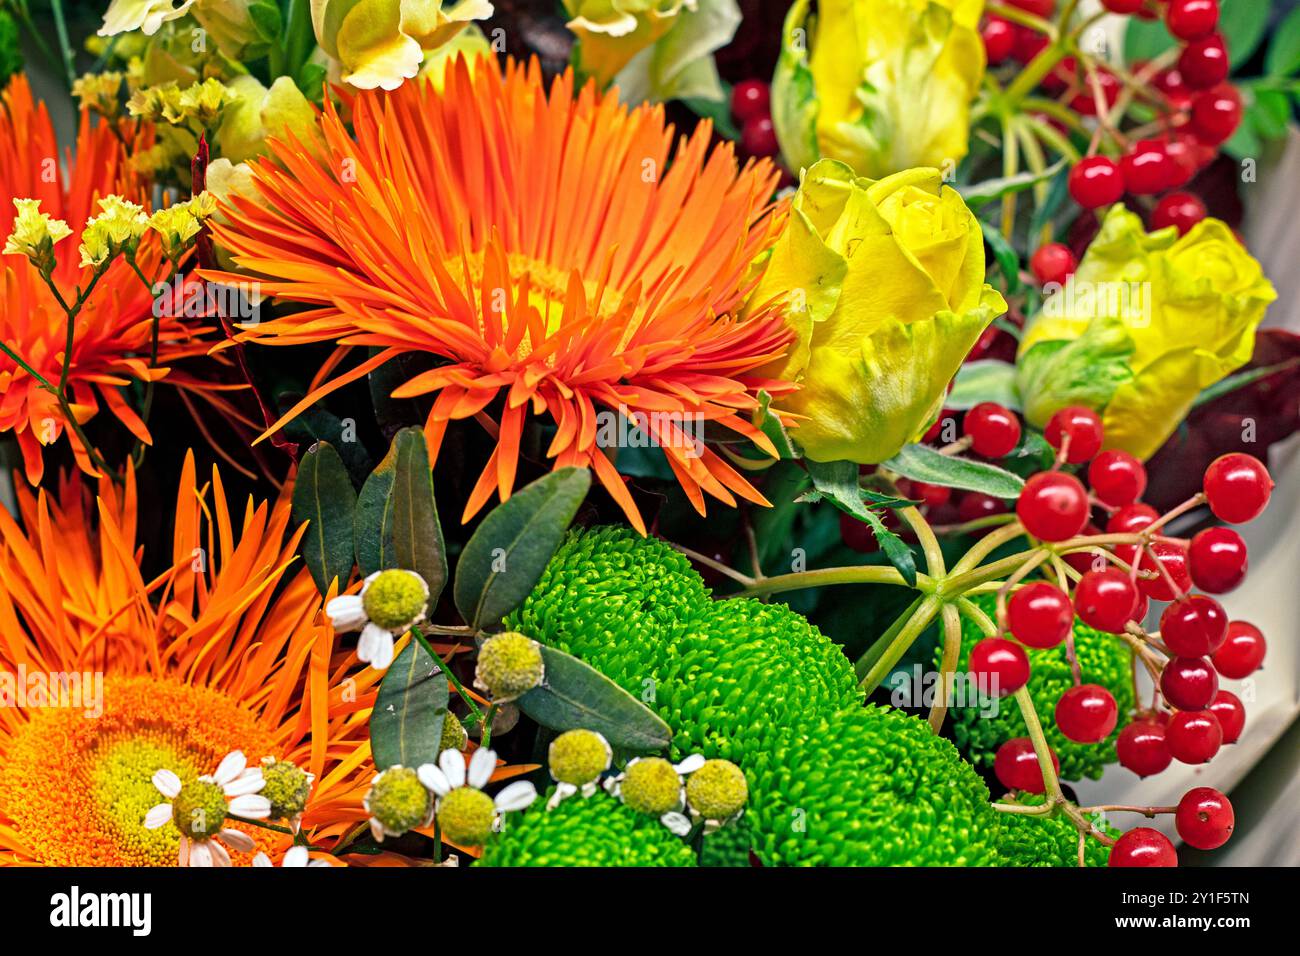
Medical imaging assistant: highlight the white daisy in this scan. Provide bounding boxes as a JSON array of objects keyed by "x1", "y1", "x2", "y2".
[
  {"x1": 604, "y1": 754, "x2": 704, "y2": 836},
  {"x1": 418, "y1": 748, "x2": 537, "y2": 846},
  {"x1": 252, "y1": 846, "x2": 331, "y2": 867},
  {"x1": 143, "y1": 750, "x2": 271, "y2": 867},
  {"x1": 325, "y1": 569, "x2": 430, "y2": 670}
]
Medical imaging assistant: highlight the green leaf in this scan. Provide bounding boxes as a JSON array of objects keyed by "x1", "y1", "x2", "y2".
[
  {"x1": 453, "y1": 468, "x2": 591, "y2": 630},
  {"x1": 980, "y1": 219, "x2": 1022, "y2": 295},
  {"x1": 277, "y1": 394, "x2": 372, "y2": 486},
  {"x1": 1267, "y1": 5, "x2": 1300, "y2": 77},
  {"x1": 882, "y1": 444, "x2": 1026, "y2": 499},
  {"x1": 948, "y1": 359, "x2": 1022, "y2": 411},
  {"x1": 804, "y1": 460, "x2": 918, "y2": 585},
  {"x1": 247, "y1": 1, "x2": 282, "y2": 41},
  {"x1": 959, "y1": 159, "x2": 1067, "y2": 210},
  {"x1": 367, "y1": 348, "x2": 439, "y2": 439},
  {"x1": 354, "y1": 440, "x2": 398, "y2": 578},
  {"x1": 753, "y1": 389, "x2": 798, "y2": 460},
  {"x1": 292, "y1": 441, "x2": 357, "y2": 596},
  {"x1": 859, "y1": 509, "x2": 918, "y2": 588},
  {"x1": 370, "y1": 638, "x2": 449, "y2": 771},
  {"x1": 1193, "y1": 356, "x2": 1300, "y2": 408},
  {"x1": 1249, "y1": 89, "x2": 1292, "y2": 141},
  {"x1": 682, "y1": 93, "x2": 741, "y2": 140},
  {"x1": 1125, "y1": 0, "x2": 1269, "y2": 65},
  {"x1": 1028, "y1": 165, "x2": 1071, "y2": 251},
  {"x1": 517, "y1": 644, "x2": 672, "y2": 752},
  {"x1": 390, "y1": 428, "x2": 448, "y2": 610},
  {"x1": 1017, "y1": 315, "x2": 1136, "y2": 426}
]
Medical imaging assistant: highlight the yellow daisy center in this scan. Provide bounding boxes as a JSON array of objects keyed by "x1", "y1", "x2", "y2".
[{"x1": 0, "y1": 676, "x2": 277, "y2": 865}]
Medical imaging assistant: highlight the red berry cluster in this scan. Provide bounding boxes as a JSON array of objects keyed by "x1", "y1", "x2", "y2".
[
  {"x1": 952, "y1": 400, "x2": 1271, "y2": 865},
  {"x1": 730, "y1": 79, "x2": 779, "y2": 159}
]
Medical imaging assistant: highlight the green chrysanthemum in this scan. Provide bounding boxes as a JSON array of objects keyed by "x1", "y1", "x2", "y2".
[
  {"x1": 699, "y1": 816, "x2": 756, "y2": 868},
  {"x1": 477, "y1": 790, "x2": 697, "y2": 868},
  {"x1": 745, "y1": 705, "x2": 1001, "y2": 867},
  {"x1": 996, "y1": 793, "x2": 1119, "y2": 867},
  {"x1": 940, "y1": 594, "x2": 1134, "y2": 781}
]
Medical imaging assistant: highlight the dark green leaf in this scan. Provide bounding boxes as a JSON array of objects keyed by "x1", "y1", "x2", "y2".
[
  {"x1": 858, "y1": 509, "x2": 918, "y2": 588},
  {"x1": 390, "y1": 428, "x2": 448, "y2": 610},
  {"x1": 1219, "y1": 0, "x2": 1271, "y2": 64},
  {"x1": 1267, "y1": 5, "x2": 1300, "y2": 77},
  {"x1": 354, "y1": 439, "x2": 398, "y2": 578},
  {"x1": 682, "y1": 93, "x2": 740, "y2": 140},
  {"x1": 277, "y1": 394, "x2": 372, "y2": 486},
  {"x1": 367, "y1": 348, "x2": 439, "y2": 440},
  {"x1": 959, "y1": 159, "x2": 1067, "y2": 210},
  {"x1": 980, "y1": 219, "x2": 1023, "y2": 295},
  {"x1": 370, "y1": 638, "x2": 449, "y2": 771},
  {"x1": 1028, "y1": 165, "x2": 1071, "y2": 250},
  {"x1": 517, "y1": 644, "x2": 671, "y2": 752},
  {"x1": 883, "y1": 443, "x2": 1025, "y2": 499},
  {"x1": 453, "y1": 468, "x2": 591, "y2": 629},
  {"x1": 292, "y1": 441, "x2": 357, "y2": 596}
]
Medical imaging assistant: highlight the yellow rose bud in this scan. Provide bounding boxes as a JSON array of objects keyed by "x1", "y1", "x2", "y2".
[
  {"x1": 772, "y1": 0, "x2": 986, "y2": 179},
  {"x1": 3, "y1": 198, "x2": 73, "y2": 276},
  {"x1": 1019, "y1": 206, "x2": 1277, "y2": 460},
  {"x1": 748, "y1": 159, "x2": 1005, "y2": 464},
  {"x1": 311, "y1": 0, "x2": 494, "y2": 91}
]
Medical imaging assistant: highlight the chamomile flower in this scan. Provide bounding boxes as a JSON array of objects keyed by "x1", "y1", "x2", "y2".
[
  {"x1": 683, "y1": 758, "x2": 749, "y2": 831},
  {"x1": 260, "y1": 757, "x2": 314, "y2": 830},
  {"x1": 418, "y1": 748, "x2": 537, "y2": 847},
  {"x1": 325, "y1": 569, "x2": 430, "y2": 671},
  {"x1": 363, "y1": 765, "x2": 433, "y2": 842},
  {"x1": 546, "y1": 729, "x2": 613, "y2": 810},
  {"x1": 604, "y1": 754, "x2": 704, "y2": 836},
  {"x1": 252, "y1": 846, "x2": 331, "y2": 868},
  {"x1": 143, "y1": 750, "x2": 270, "y2": 867},
  {"x1": 473, "y1": 631, "x2": 544, "y2": 701}
]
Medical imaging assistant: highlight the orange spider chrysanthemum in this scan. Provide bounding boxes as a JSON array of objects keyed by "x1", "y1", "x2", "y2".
[
  {"x1": 209, "y1": 58, "x2": 795, "y2": 532},
  {"x1": 0, "y1": 452, "x2": 378, "y2": 866},
  {"x1": 0, "y1": 75, "x2": 212, "y2": 484}
]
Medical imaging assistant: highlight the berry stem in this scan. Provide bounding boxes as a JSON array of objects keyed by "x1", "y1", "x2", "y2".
[
  {"x1": 928, "y1": 604, "x2": 964, "y2": 733},
  {"x1": 858, "y1": 596, "x2": 942, "y2": 693}
]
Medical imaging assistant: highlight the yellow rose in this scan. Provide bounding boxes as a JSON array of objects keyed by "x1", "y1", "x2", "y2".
[
  {"x1": 772, "y1": 0, "x2": 985, "y2": 179},
  {"x1": 1019, "y1": 206, "x2": 1277, "y2": 459},
  {"x1": 750, "y1": 159, "x2": 1005, "y2": 464},
  {"x1": 311, "y1": 0, "x2": 493, "y2": 91}
]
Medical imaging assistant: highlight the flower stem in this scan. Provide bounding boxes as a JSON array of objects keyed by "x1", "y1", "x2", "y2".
[{"x1": 412, "y1": 628, "x2": 486, "y2": 729}]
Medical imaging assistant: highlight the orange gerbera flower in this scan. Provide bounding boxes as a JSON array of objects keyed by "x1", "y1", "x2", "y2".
[
  {"x1": 0, "y1": 75, "x2": 212, "y2": 484},
  {"x1": 0, "y1": 453, "x2": 378, "y2": 866},
  {"x1": 209, "y1": 57, "x2": 795, "y2": 532}
]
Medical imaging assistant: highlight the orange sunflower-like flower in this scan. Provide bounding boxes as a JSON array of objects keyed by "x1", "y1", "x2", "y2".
[
  {"x1": 208, "y1": 57, "x2": 795, "y2": 532},
  {"x1": 0, "y1": 75, "x2": 213, "y2": 484},
  {"x1": 0, "y1": 452, "x2": 378, "y2": 866}
]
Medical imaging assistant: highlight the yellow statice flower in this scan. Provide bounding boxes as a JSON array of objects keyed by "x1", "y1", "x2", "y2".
[
  {"x1": 72, "y1": 72, "x2": 125, "y2": 118},
  {"x1": 79, "y1": 195, "x2": 150, "y2": 269},
  {"x1": 3, "y1": 198, "x2": 73, "y2": 276},
  {"x1": 1019, "y1": 206, "x2": 1277, "y2": 459},
  {"x1": 772, "y1": 0, "x2": 986, "y2": 178},
  {"x1": 148, "y1": 193, "x2": 216, "y2": 261},
  {"x1": 749, "y1": 160, "x2": 1005, "y2": 463},
  {"x1": 311, "y1": 0, "x2": 494, "y2": 91}
]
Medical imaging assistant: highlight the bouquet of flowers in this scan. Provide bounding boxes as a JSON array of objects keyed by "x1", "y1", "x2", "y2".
[{"x1": 0, "y1": 0, "x2": 1294, "y2": 872}]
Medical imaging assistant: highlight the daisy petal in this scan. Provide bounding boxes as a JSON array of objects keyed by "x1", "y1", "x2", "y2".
[
  {"x1": 325, "y1": 594, "x2": 367, "y2": 632},
  {"x1": 152, "y1": 768, "x2": 182, "y2": 799},
  {"x1": 439, "y1": 748, "x2": 466, "y2": 789},
  {"x1": 661, "y1": 811, "x2": 692, "y2": 836},
  {"x1": 252, "y1": 852, "x2": 273, "y2": 867},
  {"x1": 493, "y1": 780, "x2": 537, "y2": 813},
  {"x1": 143, "y1": 803, "x2": 173, "y2": 829},
  {"x1": 417, "y1": 763, "x2": 451, "y2": 797},
  {"x1": 283, "y1": 845, "x2": 310, "y2": 867},
  {"x1": 178, "y1": 837, "x2": 190, "y2": 867},
  {"x1": 209, "y1": 840, "x2": 232, "y2": 867},
  {"x1": 223, "y1": 768, "x2": 265, "y2": 797},
  {"x1": 228, "y1": 794, "x2": 271, "y2": 819},
  {"x1": 219, "y1": 828, "x2": 256, "y2": 853},
  {"x1": 213, "y1": 750, "x2": 247, "y2": 786},
  {"x1": 467, "y1": 747, "x2": 495, "y2": 790},
  {"x1": 188, "y1": 840, "x2": 213, "y2": 867},
  {"x1": 675, "y1": 754, "x2": 706, "y2": 774}
]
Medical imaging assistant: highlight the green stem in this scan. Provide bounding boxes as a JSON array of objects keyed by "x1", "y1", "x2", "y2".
[
  {"x1": 412, "y1": 628, "x2": 486, "y2": 729},
  {"x1": 928, "y1": 603, "x2": 963, "y2": 733},
  {"x1": 47, "y1": 0, "x2": 77, "y2": 90},
  {"x1": 853, "y1": 594, "x2": 925, "y2": 681},
  {"x1": 479, "y1": 702, "x2": 499, "y2": 751},
  {"x1": 739, "y1": 564, "x2": 921, "y2": 599},
  {"x1": 858, "y1": 597, "x2": 941, "y2": 694},
  {"x1": 1012, "y1": 685, "x2": 1063, "y2": 802}
]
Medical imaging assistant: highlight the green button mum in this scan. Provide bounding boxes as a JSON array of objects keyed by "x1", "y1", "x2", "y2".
[{"x1": 995, "y1": 793, "x2": 1118, "y2": 867}]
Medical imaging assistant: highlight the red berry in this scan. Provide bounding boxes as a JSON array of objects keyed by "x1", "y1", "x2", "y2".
[
  {"x1": 1166, "y1": 0, "x2": 1219, "y2": 42},
  {"x1": 1208, "y1": 689, "x2": 1245, "y2": 743},
  {"x1": 1044, "y1": 406, "x2": 1103, "y2": 463},
  {"x1": 839, "y1": 511, "x2": 879, "y2": 553},
  {"x1": 730, "y1": 80, "x2": 770, "y2": 124},
  {"x1": 1161, "y1": 656, "x2": 1219, "y2": 711},
  {"x1": 1203, "y1": 453, "x2": 1273, "y2": 523},
  {"x1": 1030, "y1": 243, "x2": 1076, "y2": 288},
  {"x1": 1013, "y1": 26, "x2": 1049, "y2": 64},
  {"x1": 1121, "y1": 139, "x2": 1177, "y2": 195},
  {"x1": 1109, "y1": 827, "x2": 1178, "y2": 867},
  {"x1": 1069, "y1": 156, "x2": 1125, "y2": 208},
  {"x1": 1075, "y1": 568, "x2": 1138, "y2": 633},
  {"x1": 741, "y1": 116, "x2": 779, "y2": 157},
  {"x1": 1138, "y1": 540, "x2": 1191, "y2": 602},
  {"x1": 913, "y1": 482, "x2": 952, "y2": 509},
  {"x1": 1117, "y1": 720, "x2": 1173, "y2": 777},
  {"x1": 1211, "y1": 620, "x2": 1266, "y2": 679},
  {"x1": 1017, "y1": 472, "x2": 1089, "y2": 542},
  {"x1": 1166, "y1": 709, "x2": 1222, "y2": 764},
  {"x1": 958, "y1": 491, "x2": 1009, "y2": 523},
  {"x1": 1160, "y1": 594, "x2": 1228, "y2": 656},
  {"x1": 1190, "y1": 86, "x2": 1241, "y2": 144},
  {"x1": 1008, "y1": 582, "x2": 1074, "y2": 649},
  {"x1": 1070, "y1": 70, "x2": 1121, "y2": 116},
  {"x1": 964, "y1": 402, "x2": 1022, "y2": 458},
  {"x1": 1151, "y1": 191, "x2": 1208, "y2": 236},
  {"x1": 970, "y1": 638, "x2": 1032, "y2": 696},
  {"x1": 1107, "y1": 502, "x2": 1158, "y2": 534},
  {"x1": 1064, "y1": 524, "x2": 1104, "y2": 576},
  {"x1": 1055, "y1": 684, "x2": 1119, "y2": 743},
  {"x1": 1089, "y1": 450, "x2": 1147, "y2": 506},
  {"x1": 1188, "y1": 526, "x2": 1247, "y2": 593},
  {"x1": 994, "y1": 737, "x2": 1059, "y2": 794},
  {"x1": 1179, "y1": 34, "x2": 1230, "y2": 90},
  {"x1": 1009, "y1": 0, "x2": 1055, "y2": 14},
  {"x1": 1175, "y1": 786, "x2": 1233, "y2": 850},
  {"x1": 982, "y1": 16, "x2": 1016, "y2": 64},
  {"x1": 1101, "y1": 0, "x2": 1145, "y2": 13}
]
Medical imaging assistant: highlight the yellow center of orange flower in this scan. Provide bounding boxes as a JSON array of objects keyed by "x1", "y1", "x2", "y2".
[{"x1": 0, "y1": 676, "x2": 277, "y2": 865}]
